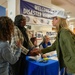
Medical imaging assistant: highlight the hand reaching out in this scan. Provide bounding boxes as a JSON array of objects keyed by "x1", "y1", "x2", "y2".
[
  {"x1": 29, "y1": 48, "x2": 41, "y2": 56},
  {"x1": 41, "y1": 54, "x2": 47, "y2": 58}
]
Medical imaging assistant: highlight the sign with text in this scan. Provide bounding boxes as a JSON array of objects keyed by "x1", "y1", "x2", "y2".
[{"x1": 20, "y1": 0, "x2": 53, "y2": 25}]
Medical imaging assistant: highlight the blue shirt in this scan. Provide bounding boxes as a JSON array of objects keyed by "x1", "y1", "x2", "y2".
[
  {"x1": 39, "y1": 42, "x2": 51, "y2": 48},
  {"x1": 0, "y1": 41, "x2": 21, "y2": 75}
]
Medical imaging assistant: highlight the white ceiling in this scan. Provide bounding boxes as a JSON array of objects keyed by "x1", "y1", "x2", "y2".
[
  {"x1": 51, "y1": 0, "x2": 75, "y2": 18},
  {"x1": 0, "y1": 0, "x2": 75, "y2": 18}
]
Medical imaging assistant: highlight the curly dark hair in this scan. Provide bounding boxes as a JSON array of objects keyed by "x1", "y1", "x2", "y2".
[{"x1": 0, "y1": 16, "x2": 14, "y2": 42}]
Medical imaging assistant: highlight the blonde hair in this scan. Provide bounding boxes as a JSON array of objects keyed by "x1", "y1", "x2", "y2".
[{"x1": 56, "y1": 17, "x2": 68, "y2": 32}]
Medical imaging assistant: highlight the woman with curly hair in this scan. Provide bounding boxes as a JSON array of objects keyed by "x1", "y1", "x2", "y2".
[{"x1": 0, "y1": 16, "x2": 21, "y2": 75}]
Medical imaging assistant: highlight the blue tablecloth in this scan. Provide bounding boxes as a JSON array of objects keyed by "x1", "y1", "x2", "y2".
[{"x1": 25, "y1": 56, "x2": 60, "y2": 75}]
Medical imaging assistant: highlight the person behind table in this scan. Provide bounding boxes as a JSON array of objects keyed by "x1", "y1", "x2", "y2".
[
  {"x1": 11, "y1": 15, "x2": 38, "y2": 75},
  {"x1": 39, "y1": 35, "x2": 51, "y2": 49},
  {"x1": 30, "y1": 37, "x2": 37, "y2": 47},
  {"x1": 0, "y1": 16, "x2": 21, "y2": 75},
  {"x1": 34, "y1": 10, "x2": 75, "y2": 75}
]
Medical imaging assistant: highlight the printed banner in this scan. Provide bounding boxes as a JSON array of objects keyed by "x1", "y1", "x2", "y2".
[{"x1": 20, "y1": 0, "x2": 53, "y2": 25}]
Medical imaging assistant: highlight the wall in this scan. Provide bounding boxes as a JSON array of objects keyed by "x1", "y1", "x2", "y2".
[
  {"x1": 0, "y1": 6, "x2": 6, "y2": 16},
  {"x1": 30, "y1": 25, "x2": 56, "y2": 45},
  {"x1": 51, "y1": 4, "x2": 65, "y2": 11},
  {"x1": 8, "y1": 0, "x2": 16, "y2": 21}
]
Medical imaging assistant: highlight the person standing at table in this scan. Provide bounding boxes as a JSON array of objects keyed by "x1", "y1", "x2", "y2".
[
  {"x1": 33, "y1": 10, "x2": 75, "y2": 75},
  {"x1": 10, "y1": 15, "x2": 38, "y2": 75},
  {"x1": 0, "y1": 16, "x2": 21, "y2": 75},
  {"x1": 9, "y1": 25, "x2": 37, "y2": 75}
]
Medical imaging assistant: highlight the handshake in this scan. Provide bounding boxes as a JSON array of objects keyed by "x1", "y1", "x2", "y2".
[{"x1": 29, "y1": 48, "x2": 41, "y2": 56}]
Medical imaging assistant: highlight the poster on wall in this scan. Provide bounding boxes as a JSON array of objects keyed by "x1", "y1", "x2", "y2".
[
  {"x1": 35, "y1": 31, "x2": 43, "y2": 40},
  {"x1": 20, "y1": 0, "x2": 54, "y2": 25}
]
